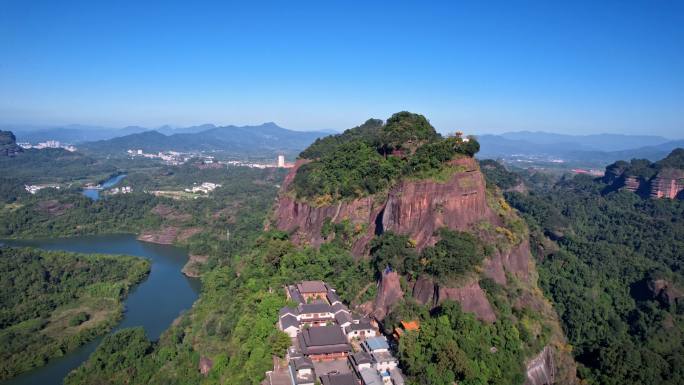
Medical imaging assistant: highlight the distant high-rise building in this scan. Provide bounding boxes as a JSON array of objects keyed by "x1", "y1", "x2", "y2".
[{"x1": 277, "y1": 155, "x2": 285, "y2": 168}]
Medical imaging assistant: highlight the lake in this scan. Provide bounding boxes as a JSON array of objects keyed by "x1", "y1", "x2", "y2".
[
  {"x1": 0, "y1": 234, "x2": 201, "y2": 385},
  {"x1": 82, "y1": 174, "x2": 127, "y2": 200}
]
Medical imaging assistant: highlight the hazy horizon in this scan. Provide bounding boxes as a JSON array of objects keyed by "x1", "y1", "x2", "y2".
[{"x1": 2, "y1": 121, "x2": 682, "y2": 140}]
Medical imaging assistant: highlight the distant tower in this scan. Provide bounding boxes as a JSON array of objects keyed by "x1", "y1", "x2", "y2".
[{"x1": 277, "y1": 154, "x2": 285, "y2": 168}]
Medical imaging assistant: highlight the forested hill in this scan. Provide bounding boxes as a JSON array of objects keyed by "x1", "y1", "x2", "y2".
[
  {"x1": 499, "y1": 159, "x2": 684, "y2": 385},
  {"x1": 0, "y1": 130, "x2": 23, "y2": 157},
  {"x1": 291, "y1": 111, "x2": 480, "y2": 201},
  {"x1": 603, "y1": 148, "x2": 684, "y2": 199},
  {"x1": 79, "y1": 123, "x2": 329, "y2": 157}
]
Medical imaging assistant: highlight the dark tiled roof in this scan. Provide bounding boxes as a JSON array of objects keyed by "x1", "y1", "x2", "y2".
[
  {"x1": 320, "y1": 372, "x2": 358, "y2": 385},
  {"x1": 297, "y1": 280, "x2": 328, "y2": 294},
  {"x1": 287, "y1": 285, "x2": 305, "y2": 304},
  {"x1": 331, "y1": 303, "x2": 348, "y2": 314},
  {"x1": 279, "y1": 306, "x2": 299, "y2": 317},
  {"x1": 346, "y1": 320, "x2": 374, "y2": 333},
  {"x1": 291, "y1": 356, "x2": 314, "y2": 370},
  {"x1": 349, "y1": 351, "x2": 372, "y2": 366},
  {"x1": 326, "y1": 290, "x2": 341, "y2": 304},
  {"x1": 298, "y1": 302, "x2": 332, "y2": 314},
  {"x1": 280, "y1": 314, "x2": 299, "y2": 329},
  {"x1": 335, "y1": 312, "x2": 352, "y2": 326},
  {"x1": 302, "y1": 325, "x2": 347, "y2": 345},
  {"x1": 298, "y1": 326, "x2": 351, "y2": 355}
]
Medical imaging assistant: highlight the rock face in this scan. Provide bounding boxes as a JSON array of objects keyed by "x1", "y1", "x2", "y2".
[
  {"x1": 647, "y1": 278, "x2": 684, "y2": 307},
  {"x1": 410, "y1": 275, "x2": 496, "y2": 322},
  {"x1": 623, "y1": 176, "x2": 642, "y2": 193},
  {"x1": 525, "y1": 346, "x2": 555, "y2": 385},
  {"x1": 483, "y1": 240, "x2": 532, "y2": 285},
  {"x1": 411, "y1": 275, "x2": 435, "y2": 305},
  {"x1": 608, "y1": 171, "x2": 684, "y2": 199},
  {"x1": 436, "y1": 280, "x2": 497, "y2": 322},
  {"x1": 381, "y1": 157, "x2": 498, "y2": 251},
  {"x1": 272, "y1": 157, "x2": 496, "y2": 255},
  {"x1": 649, "y1": 169, "x2": 684, "y2": 199},
  {"x1": 199, "y1": 356, "x2": 213, "y2": 375},
  {"x1": 0, "y1": 130, "x2": 23, "y2": 157},
  {"x1": 603, "y1": 153, "x2": 684, "y2": 200},
  {"x1": 182, "y1": 254, "x2": 210, "y2": 278},
  {"x1": 372, "y1": 270, "x2": 404, "y2": 320}
]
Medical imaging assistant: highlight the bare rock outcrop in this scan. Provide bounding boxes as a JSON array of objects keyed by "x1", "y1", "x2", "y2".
[
  {"x1": 410, "y1": 275, "x2": 497, "y2": 322},
  {"x1": 602, "y1": 152, "x2": 684, "y2": 200},
  {"x1": 525, "y1": 346, "x2": 555, "y2": 385},
  {"x1": 648, "y1": 278, "x2": 684, "y2": 306},
  {"x1": 484, "y1": 239, "x2": 532, "y2": 285},
  {"x1": 199, "y1": 356, "x2": 213, "y2": 375},
  {"x1": 381, "y1": 157, "x2": 498, "y2": 251},
  {"x1": 182, "y1": 254, "x2": 209, "y2": 278},
  {"x1": 436, "y1": 280, "x2": 496, "y2": 322},
  {"x1": 649, "y1": 168, "x2": 684, "y2": 199},
  {"x1": 411, "y1": 275, "x2": 435, "y2": 305},
  {"x1": 372, "y1": 270, "x2": 403, "y2": 320}
]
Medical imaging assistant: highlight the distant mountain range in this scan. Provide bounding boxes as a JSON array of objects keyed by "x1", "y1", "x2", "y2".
[
  {"x1": 4, "y1": 124, "x2": 150, "y2": 144},
  {"x1": 78, "y1": 123, "x2": 330, "y2": 157},
  {"x1": 476, "y1": 131, "x2": 684, "y2": 165},
  {"x1": 4, "y1": 123, "x2": 332, "y2": 146},
  {"x1": 4, "y1": 122, "x2": 682, "y2": 165}
]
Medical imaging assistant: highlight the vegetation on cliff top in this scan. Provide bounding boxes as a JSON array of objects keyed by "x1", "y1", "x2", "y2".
[
  {"x1": 0, "y1": 247, "x2": 150, "y2": 380},
  {"x1": 293, "y1": 112, "x2": 480, "y2": 201},
  {"x1": 604, "y1": 148, "x2": 684, "y2": 181}
]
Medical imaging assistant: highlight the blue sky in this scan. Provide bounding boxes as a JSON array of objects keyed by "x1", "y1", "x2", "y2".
[{"x1": 1, "y1": 0, "x2": 682, "y2": 137}]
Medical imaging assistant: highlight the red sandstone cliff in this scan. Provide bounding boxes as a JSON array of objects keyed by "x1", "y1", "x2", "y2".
[
  {"x1": 273, "y1": 156, "x2": 515, "y2": 322},
  {"x1": 483, "y1": 239, "x2": 532, "y2": 285},
  {"x1": 372, "y1": 270, "x2": 404, "y2": 320},
  {"x1": 649, "y1": 168, "x2": 684, "y2": 199},
  {"x1": 381, "y1": 157, "x2": 499, "y2": 250},
  {"x1": 272, "y1": 157, "x2": 498, "y2": 255}
]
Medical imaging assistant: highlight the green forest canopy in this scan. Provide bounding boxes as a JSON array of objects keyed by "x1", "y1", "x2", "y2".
[
  {"x1": 506, "y1": 171, "x2": 684, "y2": 385},
  {"x1": 293, "y1": 112, "x2": 480, "y2": 201},
  {"x1": 0, "y1": 247, "x2": 150, "y2": 380}
]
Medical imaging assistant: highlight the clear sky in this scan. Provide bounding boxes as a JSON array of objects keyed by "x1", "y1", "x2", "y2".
[{"x1": 1, "y1": 0, "x2": 682, "y2": 137}]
